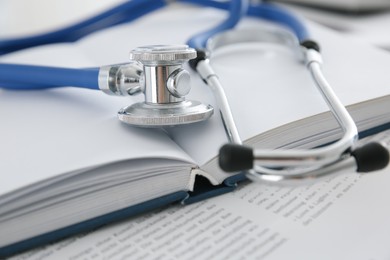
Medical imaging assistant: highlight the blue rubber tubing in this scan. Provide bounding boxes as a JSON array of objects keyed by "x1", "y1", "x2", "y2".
[{"x1": 0, "y1": 64, "x2": 99, "y2": 90}]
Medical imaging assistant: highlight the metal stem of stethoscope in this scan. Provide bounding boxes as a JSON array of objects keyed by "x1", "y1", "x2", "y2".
[{"x1": 194, "y1": 54, "x2": 242, "y2": 145}]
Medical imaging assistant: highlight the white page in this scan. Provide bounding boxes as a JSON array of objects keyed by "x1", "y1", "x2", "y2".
[
  {"x1": 0, "y1": 86, "x2": 195, "y2": 195},
  {"x1": 11, "y1": 157, "x2": 390, "y2": 259}
]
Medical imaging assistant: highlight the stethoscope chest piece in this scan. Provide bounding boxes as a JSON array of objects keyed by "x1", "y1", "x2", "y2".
[{"x1": 118, "y1": 45, "x2": 213, "y2": 127}]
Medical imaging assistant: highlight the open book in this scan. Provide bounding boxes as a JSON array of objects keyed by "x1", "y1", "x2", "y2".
[
  {"x1": 1, "y1": 4, "x2": 390, "y2": 257},
  {"x1": 8, "y1": 131, "x2": 390, "y2": 260}
]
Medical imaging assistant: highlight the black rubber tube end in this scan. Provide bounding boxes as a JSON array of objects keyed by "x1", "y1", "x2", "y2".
[
  {"x1": 351, "y1": 142, "x2": 390, "y2": 172},
  {"x1": 300, "y1": 40, "x2": 320, "y2": 52},
  {"x1": 219, "y1": 144, "x2": 254, "y2": 172},
  {"x1": 188, "y1": 49, "x2": 208, "y2": 71}
]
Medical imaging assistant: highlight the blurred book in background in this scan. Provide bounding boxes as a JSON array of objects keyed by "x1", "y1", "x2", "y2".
[{"x1": 271, "y1": 0, "x2": 390, "y2": 13}]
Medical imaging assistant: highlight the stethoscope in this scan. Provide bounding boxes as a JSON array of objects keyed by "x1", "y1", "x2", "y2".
[{"x1": 0, "y1": 0, "x2": 389, "y2": 184}]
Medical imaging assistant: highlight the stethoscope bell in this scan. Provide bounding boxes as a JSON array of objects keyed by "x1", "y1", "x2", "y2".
[{"x1": 119, "y1": 45, "x2": 213, "y2": 127}]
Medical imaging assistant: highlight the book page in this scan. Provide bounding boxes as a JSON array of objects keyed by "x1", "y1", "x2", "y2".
[
  {"x1": 0, "y1": 44, "x2": 196, "y2": 196},
  {"x1": 12, "y1": 162, "x2": 390, "y2": 259}
]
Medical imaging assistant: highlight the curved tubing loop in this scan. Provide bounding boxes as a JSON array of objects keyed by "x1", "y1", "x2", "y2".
[
  {"x1": 0, "y1": 1, "x2": 308, "y2": 55},
  {"x1": 0, "y1": 0, "x2": 166, "y2": 55},
  {"x1": 185, "y1": 0, "x2": 249, "y2": 49},
  {"x1": 182, "y1": 0, "x2": 309, "y2": 42}
]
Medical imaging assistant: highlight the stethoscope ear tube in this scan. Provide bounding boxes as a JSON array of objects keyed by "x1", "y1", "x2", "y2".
[
  {"x1": 219, "y1": 144, "x2": 253, "y2": 172},
  {"x1": 202, "y1": 27, "x2": 389, "y2": 181},
  {"x1": 351, "y1": 142, "x2": 389, "y2": 172},
  {"x1": 219, "y1": 142, "x2": 390, "y2": 174}
]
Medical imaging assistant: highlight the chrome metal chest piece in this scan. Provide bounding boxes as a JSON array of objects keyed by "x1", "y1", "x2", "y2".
[{"x1": 99, "y1": 45, "x2": 213, "y2": 127}]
